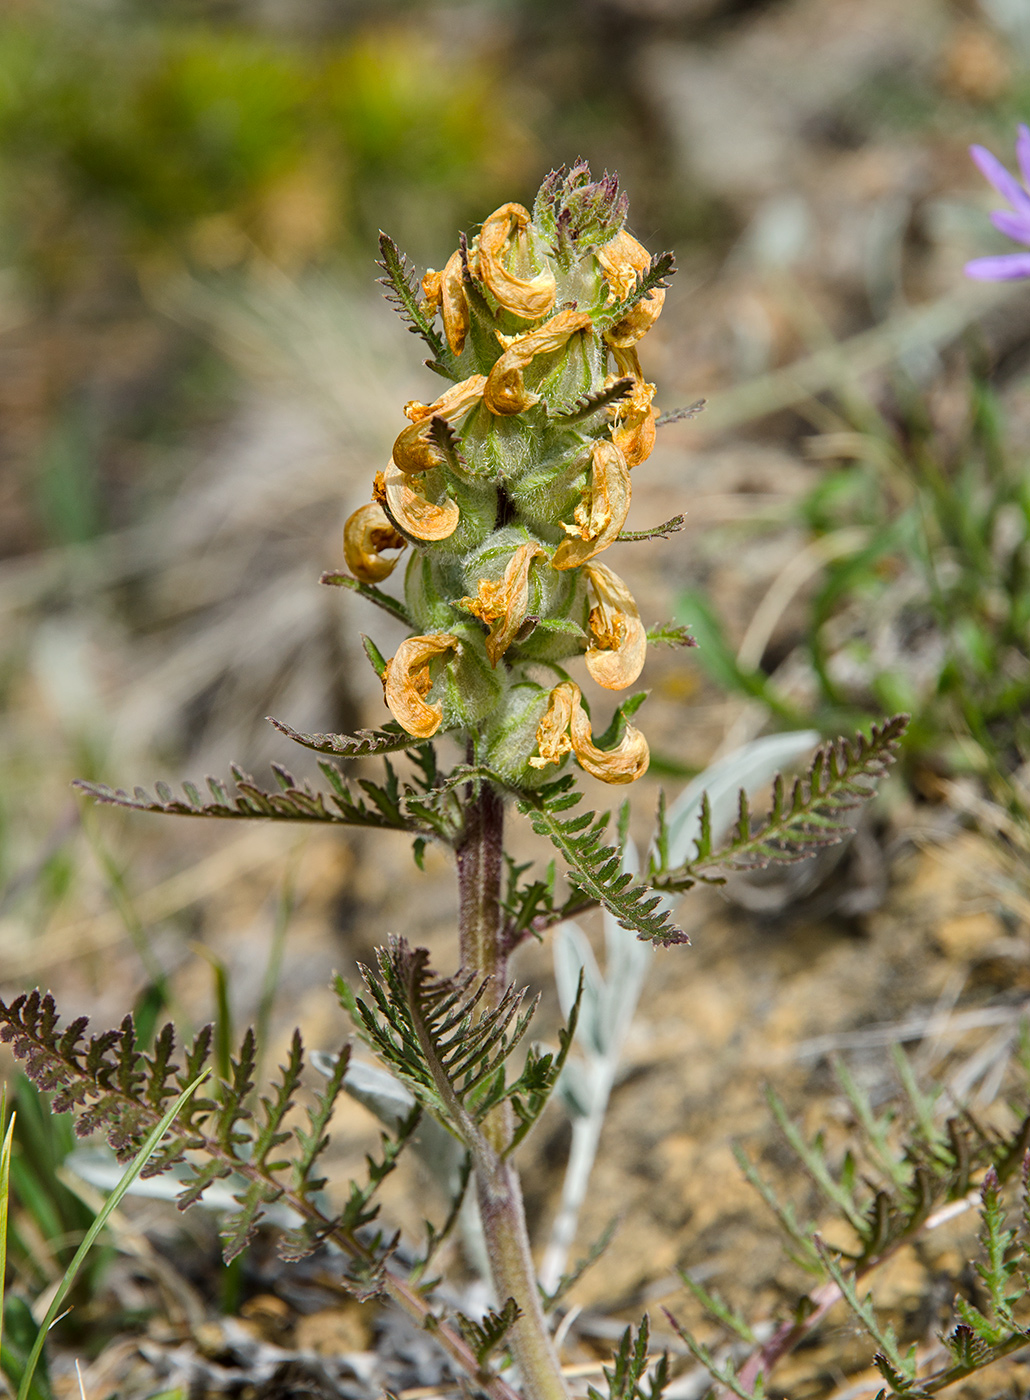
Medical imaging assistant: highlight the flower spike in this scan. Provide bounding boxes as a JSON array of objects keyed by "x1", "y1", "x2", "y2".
[
  {"x1": 340, "y1": 165, "x2": 698, "y2": 781},
  {"x1": 383, "y1": 633, "x2": 460, "y2": 738}
]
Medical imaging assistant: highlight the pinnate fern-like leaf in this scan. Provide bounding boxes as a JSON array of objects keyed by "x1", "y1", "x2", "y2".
[
  {"x1": 518, "y1": 778, "x2": 687, "y2": 945},
  {"x1": 268, "y1": 717, "x2": 427, "y2": 760},
  {"x1": 653, "y1": 716, "x2": 908, "y2": 891},
  {"x1": 596, "y1": 252, "x2": 677, "y2": 333},
  {"x1": 376, "y1": 231, "x2": 452, "y2": 369},
  {"x1": 338, "y1": 940, "x2": 579, "y2": 1155},
  {"x1": 0, "y1": 992, "x2": 388, "y2": 1267},
  {"x1": 588, "y1": 1316, "x2": 655, "y2": 1400},
  {"x1": 74, "y1": 760, "x2": 444, "y2": 838},
  {"x1": 455, "y1": 1297, "x2": 522, "y2": 1370},
  {"x1": 553, "y1": 376, "x2": 633, "y2": 424}
]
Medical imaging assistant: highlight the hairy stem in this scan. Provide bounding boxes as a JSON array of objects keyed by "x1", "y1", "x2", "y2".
[
  {"x1": 478, "y1": 1152, "x2": 570, "y2": 1400},
  {"x1": 457, "y1": 779, "x2": 570, "y2": 1400},
  {"x1": 456, "y1": 779, "x2": 506, "y2": 999}
]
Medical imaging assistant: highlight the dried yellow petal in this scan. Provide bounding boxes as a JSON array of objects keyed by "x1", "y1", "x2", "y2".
[
  {"x1": 477, "y1": 202, "x2": 557, "y2": 321},
  {"x1": 608, "y1": 346, "x2": 657, "y2": 468},
  {"x1": 569, "y1": 687, "x2": 649, "y2": 784},
  {"x1": 420, "y1": 267, "x2": 442, "y2": 312},
  {"x1": 584, "y1": 562, "x2": 646, "y2": 690},
  {"x1": 596, "y1": 230, "x2": 650, "y2": 300},
  {"x1": 596, "y1": 228, "x2": 665, "y2": 347},
  {"x1": 440, "y1": 248, "x2": 470, "y2": 356},
  {"x1": 343, "y1": 501, "x2": 407, "y2": 583},
  {"x1": 383, "y1": 633, "x2": 459, "y2": 739},
  {"x1": 458, "y1": 542, "x2": 545, "y2": 666},
  {"x1": 529, "y1": 681, "x2": 649, "y2": 783},
  {"x1": 382, "y1": 460, "x2": 460, "y2": 541},
  {"x1": 392, "y1": 374, "x2": 486, "y2": 474},
  {"x1": 527, "y1": 681, "x2": 577, "y2": 769},
  {"x1": 484, "y1": 308, "x2": 593, "y2": 416},
  {"x1": 551, "y1": 440, "x2": 631, "y2": 570}
]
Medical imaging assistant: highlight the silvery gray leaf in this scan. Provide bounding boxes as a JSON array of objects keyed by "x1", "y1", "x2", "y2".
[
  {"x1": 312, "y1": 1049, "x2": 416, "y2": 1132},
  {"x1": 64, "y1": 1148, "x2": 302, "y2": 1226},
  {"x1": 658, "y1": 729, "x2": 820, "y2": 869}
]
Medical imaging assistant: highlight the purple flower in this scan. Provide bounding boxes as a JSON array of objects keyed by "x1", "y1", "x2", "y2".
[
  {"x1": 965, "y1": 124, "x2": 1030, "y2": 280},
  {"x1": 962, "y1": 126, "x2": 1030, "y2": 278}
]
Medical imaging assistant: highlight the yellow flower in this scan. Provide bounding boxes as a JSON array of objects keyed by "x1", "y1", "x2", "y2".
[
  {"x1": 529, "y1": 681, "x2": 649, "y2": 784},
  {"x1": 596, "y1": 228, "x2": 665, "y2": 347},
  {"x1": 343, "y1": 501, "x2": 407, "y2": 583},
  {"x1": 551, "y1": 440, "x2": 631, "y2": 570},
  {"x1": 383, "y1": 633, "x2": 460, "y2": 738},
  {"x1": 477, "y1": 203, "x2": 557, "y2": 321},
  {"x1": 392, "y1": 374, "x2": 486, "y2": 474},
  {"x1": 458, "y1": 542, "x2": 545, "y2": 666},
  {"x1": 378, "y1": 465, "x2": 460, "y2": 542},
  {"x1": 584, "y1": 562, "x2": 646, "y2": 689},
  {"x1": 608, "y1": 346, "x2": 657, "y2": 469},
  {"x1": 484, "y1": 308, "x2": 593, "y2": 416},
  {"x1": 422, "y1": 249, "x2": 469, "y2": 356},
  {"x1": 528, "y1": 679, "x2": 576, "y2": 768}
]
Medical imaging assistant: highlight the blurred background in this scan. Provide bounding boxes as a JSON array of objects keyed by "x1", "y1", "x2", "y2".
[{"x1": 2, "y1": 0, "x2": 1030, "y2": 1392}]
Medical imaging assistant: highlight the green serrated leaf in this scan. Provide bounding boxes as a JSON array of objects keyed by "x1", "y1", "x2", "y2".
[
  {"x1": 518, "y1": 781, "x2": 686, "y2": 946},
  {"x1": 376, "y1": 231, "x2": 454, "y2": 371}
]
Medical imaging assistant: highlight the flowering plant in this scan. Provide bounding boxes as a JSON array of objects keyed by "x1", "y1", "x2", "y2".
[{"x1": 0, "y1": 167, "x2": 920, "y2": 1400}]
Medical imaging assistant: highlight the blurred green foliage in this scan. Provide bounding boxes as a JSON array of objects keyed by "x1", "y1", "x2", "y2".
[
  {"x1": 679, "y1": 375, "x2": 1030, "y2": 812},
  {"x1": 0, "y1": 5, "x2": 531, "y2": 281}
]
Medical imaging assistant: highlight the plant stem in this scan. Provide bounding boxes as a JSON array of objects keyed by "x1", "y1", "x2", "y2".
[
  {"x1": 456, "y1": 780, "x2": 571, "y2": 1400},
  {"x1": 457, "y1": 779, "x2": 506, "y2": 1000}
]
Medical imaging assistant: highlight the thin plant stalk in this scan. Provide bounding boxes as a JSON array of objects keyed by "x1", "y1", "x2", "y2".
[
  {"x1": 458, "y1": 781, "x2": 570, "y2": 1400},
  {"x1": 0, "y1": 1090, "x2": 13, "y2": 1368}
]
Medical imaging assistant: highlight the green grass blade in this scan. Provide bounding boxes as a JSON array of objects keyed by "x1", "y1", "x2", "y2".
[
  {"x1": 1, "y1": 1088, "x2": 14, "y2": 1361},
  {"x1": 15, "y1": 1069, "x2": 209, "y2": 1400}
]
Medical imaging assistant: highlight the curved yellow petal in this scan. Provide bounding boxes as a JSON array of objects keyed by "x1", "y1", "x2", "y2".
[
  {"x1": 484, "y1": 308, "x2": 593, "y2": 416},
  {"x1": 477, "y1": 202, "x2": 557, "y2": 321},
  {"x1": 383, "y1": 633, "x2": 459, "y2": 739},
  {"x1": 458, "y1": 542, "x2": 545, "y2": 666},
  {"x1": 596, "y1": 230, "x2": 650, "y2": 300},
  {"x1": 527, "y1": 681, "x2": 577, "y2": 769},
  {"x1": 584, "y1": 562, "x2": 646, "y2": 689},
  {"x1": 596, "y1": 228, "x2": 665, "y2": 347},
  {"x1": 420, "y1": 267, "x2": 443, "y2": 313},
  {"x1": 343, "y1": 501, "x2": 407, "y2": 583},
  {"x1": 608, "y1": 346, "x2": 657, "y2": 468},
  {"x1": 440, "y1": 248, "x2": 470, "y2": 356},
  {"x1": 529, "y1": 681, "x2": 649, "y2": 783},
  {"x1": 392, "y1": 374, "x2": 486, "y2": 474},
  {"x1": 381, "y1": 461, "x2": 460, "y2": 542},
  {"x1": 551, "y1": 440, "x2": 631, "y2": 570},
  {"x1": 569, "y1": 687, "x2": 649, "y2": 784}
]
